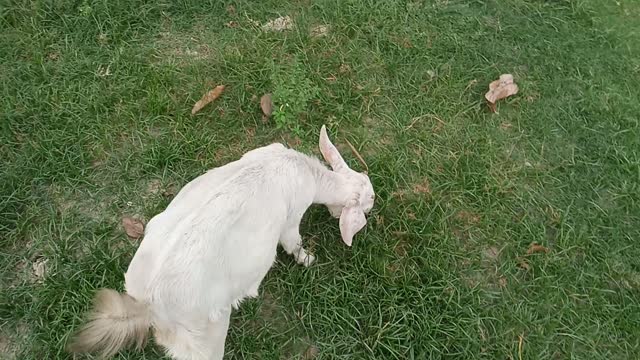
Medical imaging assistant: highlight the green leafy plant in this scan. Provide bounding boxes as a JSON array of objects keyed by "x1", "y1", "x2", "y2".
[{"x1": 270, "y1": 58, "x2": 319, "y2": 136}]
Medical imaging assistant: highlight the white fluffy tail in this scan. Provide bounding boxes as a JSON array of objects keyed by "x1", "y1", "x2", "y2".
[{"x1": 67, "y1": 289, "x2": 151, "y2": 358}]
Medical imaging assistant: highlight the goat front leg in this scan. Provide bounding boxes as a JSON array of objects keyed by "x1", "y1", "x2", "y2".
[{"x1": 279, "y1": 224, "x2": 315, "y2": 267}]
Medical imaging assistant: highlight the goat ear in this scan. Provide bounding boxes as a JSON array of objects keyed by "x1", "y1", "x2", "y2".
[
  {"x1": 339, "y1": 205, "x2": 367, "y2": 246},
  {"x1": 319, "y1": 125, "x2": 348, "y2": 172}
]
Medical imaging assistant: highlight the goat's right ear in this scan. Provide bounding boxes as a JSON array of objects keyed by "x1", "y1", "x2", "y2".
[{"x1": 319, "y1": 125, "x2": 348, "y2": 172}]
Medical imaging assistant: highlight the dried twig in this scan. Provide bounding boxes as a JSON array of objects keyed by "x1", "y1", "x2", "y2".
[{"x1": 344, "y1": 139, "x2": 368, "y2": 173}]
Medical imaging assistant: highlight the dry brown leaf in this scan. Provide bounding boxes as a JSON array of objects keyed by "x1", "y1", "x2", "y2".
[
  {"x1": 517, "y1": 257, "x2": 531, "y2": 271},
  {"x1": 191, "y1": 85, "x2": 225, "y2": 115},
  {"x1": 526, "y1": 242, "x2": 550, "y2": 255},
  {"x1": 262, "y1": 16, "x2": 293, "y2": 32},
  {"x1": 122, "y1": 216, "x2": 145, "y2": 240},
  {"x1": 260, "y1": 93, "x2": 273, "y2": 117},
  {"x1": 485, "y1": 74, "x2": 519, "y2": 112}
]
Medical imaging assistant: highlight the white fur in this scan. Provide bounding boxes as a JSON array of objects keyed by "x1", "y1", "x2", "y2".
[{"x1": 122, "y1": 133, "x2": 374, "y2": 359}]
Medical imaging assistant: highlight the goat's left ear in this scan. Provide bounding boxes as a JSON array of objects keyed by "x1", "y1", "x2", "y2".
[
  {"x1": 339, "y1": 205, "x2": 367, "y2": 246},
  {"x1": 319, "y1": 125, "x2": 348, "y2": 173}
]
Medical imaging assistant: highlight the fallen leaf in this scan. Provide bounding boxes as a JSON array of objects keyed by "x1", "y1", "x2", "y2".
[
  {"x1": 302, "y1": 345, "x2": 319, "y2": 359},
  {"x1": 32, "y1": 257, "x2": 49, "y2": 283},
  {"x1": 260, "y1": 93, "x2": 273, "y2": 117},
  {"x1": 526, "y1": 242, "x2": 550, "y2": 255},
  {"x1": 262, "y1": 16, "x2": 293, "y2": 32},
  {"x1": 191, "y1": 85, "x2": 225, "y2": 115},
  {"x1": 517, "y1": 257, "x2": 531, "y2": 271},
  {"x1": 485, "y1": 74, "x2": 519, "y2": 112},
  {"x1": 122, "y1": 216, "x2": 145, "y2": 239}
]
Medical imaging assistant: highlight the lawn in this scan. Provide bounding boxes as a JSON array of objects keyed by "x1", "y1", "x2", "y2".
[{"x1": 1, "y1": 0, "x2": 639, "y2": 359}]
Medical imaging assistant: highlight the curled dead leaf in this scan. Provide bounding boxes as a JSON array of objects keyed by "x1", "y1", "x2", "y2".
[
  {"x1": 485, "y1": 74, "x2": 519, "y2": 113},
  {"x1": 260, "y1": 93, "x2": 273, "y2": 117},
  {"x1": 191, "y1": 85, "x2": 225, "y2": 115},
  {"x1": 526, "y1": 242, "x2": 550, "y2": 255},
  {"x1": 122, "y1": 216, "x2": 145, "y2": 240}
]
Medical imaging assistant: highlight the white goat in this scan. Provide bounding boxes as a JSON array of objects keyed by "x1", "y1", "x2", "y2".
[{"x1": 67, "y1": 125, "x2": 375, "y2": 360}]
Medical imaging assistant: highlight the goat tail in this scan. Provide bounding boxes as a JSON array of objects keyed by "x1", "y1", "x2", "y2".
[{"x1": 67, "y1": 289, "x2": 152, "y2": 358}]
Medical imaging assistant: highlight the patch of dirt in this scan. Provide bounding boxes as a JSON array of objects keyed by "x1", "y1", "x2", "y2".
[
  {"x1": 152, "y1": 30, "x2": 216, "y2": 65},
  {"x1": 455, "y1": 210, "x2": 481, "y2": 225},
  {"x1": 412, "y1": 178, "x2": 431, "y2": 195},
  {"x1": 262, "y1": 16, "x2": 293, "y2": 32},
  {"x1": 245, "y1": 127, "x2": 256, "y2": 140},
  {"x1": 146, "y1": 179, "x2": 163, "y2": 195},
  {"x1": 48, "y1": 184, "x2": 112, "y2": 222},
  {"x1": 461, "y1": 245, "x2": 507, "y2": 290},
  {"x1": 282, "y1": 134, "x2": 302, "y2": 148},
  {"x1": 393, "y1": 239, "x2": 409, "y2": 257},
  {"x1": 0, "y1": 323, "x2": 28, "y2": 360},
  {"x1": 359, "y1": 116, "x2": 395, "y2": 157},
  {"x1": 310, "y1": 24, "x2": 330, "y2": 38},
  {"x1": 0, "y1": 332, "x2": 16, "y2": 360},
  {"x1": 302, "y1": 344, "x2": 319, "y2": 359},
  {"x1": 31, "y1": 256, "x2": 49, "y2": 283},
  {"x1": 482, "y1": 246, "x2": 500, "y2": 261},
  {"x1": 391, "y1": 177, "x2": 432, "y2": 201},
  {"x1": 258, "y1": 291, "x2": 280, "y2": 320}
]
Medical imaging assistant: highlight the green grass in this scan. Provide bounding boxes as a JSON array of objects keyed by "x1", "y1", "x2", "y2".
[{"x1": 1, "y1": 0, "x2": 639, "y2": 359}]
